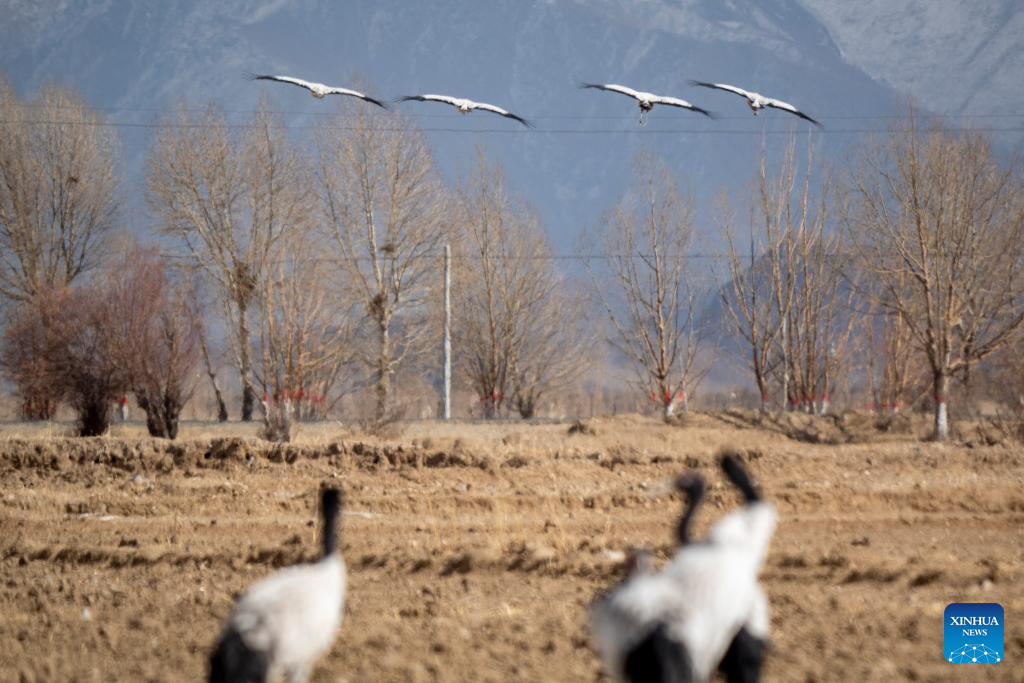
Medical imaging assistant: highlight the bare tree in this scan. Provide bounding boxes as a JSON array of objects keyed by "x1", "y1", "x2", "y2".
[
  {"x1": 0, "y1": 78, "x2": 120, "y2": 305},
  {"x1": 844, "y1": 112, "x2": 1024, "y2": 440},
  {"x1": 0, "y1": 292, "x2": 62, "y2": 420},
  {"x1": 589, "y1": 152, "x2": 709, "y2": 421},
  {"x1": 102, "y1": 245, "x2": 202, "y2": 439},
  {"x1": 317, "y1": 103, "x2": 447, "y2": 425},
  {"x1": 857, "y1": 280, "x2": 923, "y2": 413},
  {"x1": 507, "y1": 288, "x2": 589, "y2": 419},
  {"x1": 721, "y1": 200, "x2": 785, "y2": 413},
  {"x1": 723, "y1": 140, "x2": 855, "y2": 414},
  {"x1": 196, "y1": 306, "x2": 229, "y2": 422},
  {"x1": 2, "y1": 284, "x2": 128, "y2": 436},
  {"x1": 255, "y1": 230, "x2": 356, "y2": 441},
  {"x1": 453, "y1": 152, "x2": 588, "y2": 419},
  {"x1": 148, "y1": 101, "x2": 304, "y2": 421}
]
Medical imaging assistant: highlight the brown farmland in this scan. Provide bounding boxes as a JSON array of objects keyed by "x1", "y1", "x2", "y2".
[{"x1": 1, "y1": 413, "x2": 1021, "y2": 682}]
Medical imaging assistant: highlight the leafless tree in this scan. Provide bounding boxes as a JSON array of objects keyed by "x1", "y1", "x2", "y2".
[
  {"x1": 721, "y1": 198, "x2": 786, "y2": 412},
  {"x1": 856, "y1": 279, "x2": 923, "y2": 413},
  {"x1": 0, "y1": 292, "x2": 62, "y2": 420},
  {"x1": 844, "y1": 111, "x2": 1024, "y2": 440},
  {"x1": 147, "y1": 101, "x2": 304, "y2": 421},
  {"x1": 508, "y1": 285, "x2": 590, "y2": 419},
  {"x1": 2, "y1": 283, "x2": 128, "y2": 436},
  {"x1": 723, "y1": 140, "x2": 855, "y2": 414},
  {"x1": 589, "y1": 152, "x2": 709, "y2": 421},
  {"x1": 196, "y1": 304, "x2": 229, "y2": 422},
  {"x1": 317, "y1": 102, "x2": 448, "y2": 425},
  {"x1": 0, "y1": 78, "x2": 120, "y2": 305},
  {"x1": 453, "y1": 152, "x2": 588, "y2": 419},
  {"x1": 100, "y1": 245, "x2": 201, "y2": 439},
  {"x1": 255, "y1": 230, "x2": 356, "y2": 441},
  {"x1": 769, "y1": 146, "x2": 854, "y2": 414}
]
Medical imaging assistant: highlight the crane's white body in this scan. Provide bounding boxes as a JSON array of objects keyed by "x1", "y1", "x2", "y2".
[
  {"x1": 592, "y1": 502, "x2": 776, "y2": 682},
  {"x1": 222, "y1": 553, "x2": 346, "y2": 683}
]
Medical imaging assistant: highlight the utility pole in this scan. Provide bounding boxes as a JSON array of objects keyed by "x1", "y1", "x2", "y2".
[{"x1": 443, "y1": 243, "x2": 452, "y2": 420}]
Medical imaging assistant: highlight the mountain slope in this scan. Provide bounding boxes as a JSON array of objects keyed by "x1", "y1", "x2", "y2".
[
  {"x1": 1, "y1": 0, "x2": 1008, "y2": 252},
  {"x1": 799, "y1": 0, "x2": 1023, "y2": 118}
]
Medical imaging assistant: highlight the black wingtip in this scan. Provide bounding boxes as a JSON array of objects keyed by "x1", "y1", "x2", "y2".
[
  {"x1": 796, "y1": 111, "x2": 823, "y2": 128},
  {"x1": 688, "y1": 80, "x2": 707, "y2": 88},
  {"x1": 698, "y1": 108, "x2": 717, "y2": 119},
  {"x1": 719, "y1": 449, "x2": 761, "y2": 504},
  {"x1": 579, "y1": 82, "x2": 600, "y2": 90},
  {"x1": 393, "y1": 95, "x2": 418, "y2": 104}
]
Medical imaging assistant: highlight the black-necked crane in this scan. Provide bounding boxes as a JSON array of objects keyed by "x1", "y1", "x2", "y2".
[
  {"x1": 209, "y1": 487, "x2": 346, "y2": 683},
  {"x1": 689, "y1": 80, "x2": 821, "y2": 126},
  {"x1": 248, "y1": 74, "x2": 388, "y2": 109},
  {"x1": 395, "y1": 94, "x2": 532, "y2": 127},
  {"x1": 590, "y1": 452, "x2": 777, "y2": 683},
  {"x1": 580, "y1": 83, "x2": 714, "y2": 125}
]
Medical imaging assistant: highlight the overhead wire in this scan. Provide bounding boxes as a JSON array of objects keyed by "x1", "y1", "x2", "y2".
[{"x1": 2, "y1": 118, "x2": 1023, "y2": 136}]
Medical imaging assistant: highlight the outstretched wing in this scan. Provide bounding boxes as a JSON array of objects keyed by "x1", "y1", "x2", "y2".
[
  {"x1": 395, "y1": 94, "x2": 463, "y2": 108},
  {"x1": 248, "y1": 74, "x2": 318, "y2": 93},
  {"x1": 472, "y1": 102, "x2": 533, "y2": 127},
  {"x1": 650, "y1": 96, "x2": 715, "y2": 118},
  {"x1": 580, "y1": 83, "x2": 643, "y2": 101},
  {"x1": 324, "y1": 86, "x2": 388, "y2": 109},
  {"x1": 763, "y1": 98, "x2": 822, "y2": 127},
  {"x1": 688, "y1": 81, "x2": 755, "y2": 102}
]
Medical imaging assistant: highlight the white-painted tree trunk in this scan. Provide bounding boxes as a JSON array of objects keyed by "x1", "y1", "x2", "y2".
[{"x1": 933, "y1": 372, "x2": 949, "y2": 442}]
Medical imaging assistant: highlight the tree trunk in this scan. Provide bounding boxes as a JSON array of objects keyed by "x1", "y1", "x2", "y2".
[
  {"x1": 136, "y1": 394, "x2": 180, "y2": 439},
  {"x1": 199, "y1": 328, "x2": 228, "y2": 422},
  {"x1": 238, "y1": 300, "x2": 254, "y2": 422},
  {"x1": 140, "y1": 397, "x2": 165, "y2": 437},
  {"x1": 165, "y1": 399, "x2": 181, "y2": 440},
  {"x1": 662, "y1": 395, "x2": 676, "y2": 421},
  {"x1": 375, "y1": 320, "x2": 391, "y2": 424},
  {"x1": 516, "y1": 396, "x2": 536, "y2": 420},
  {"x1": 481, "y1": 385, "x2": 499, "y2": 419},
  {"x1": 78, "y1": 400, "x2": 110, "y2": 437},
  {"x1": 933, "y1": 371, "x2": 949, "y2": 442},
  {"x1": 21, "y1": 396, "x2": 57, "y2": 421}
]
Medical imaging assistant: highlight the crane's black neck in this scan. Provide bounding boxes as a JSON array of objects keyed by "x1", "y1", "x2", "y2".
[
  {"x1": 675, "y1": 476, "x2": 705, "y2": 546},
  {"x1": 720, "y1": 453, "x2": 761, "y2": 504},
  {"x1": 320, "y1": 488, "x2": 342, "y2": 558}
]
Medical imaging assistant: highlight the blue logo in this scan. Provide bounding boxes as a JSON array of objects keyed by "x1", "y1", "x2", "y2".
[{"x1": 944, "y1": 603, "x2": 1003, "y2": 663}]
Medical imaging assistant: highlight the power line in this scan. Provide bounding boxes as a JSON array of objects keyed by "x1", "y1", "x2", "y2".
[
  {"x1": 3, "y1": 119, "x2": 1023, "y2": 136},
  {"x1": 160, "y1": 251, "x2": 738, "y2": 263}
]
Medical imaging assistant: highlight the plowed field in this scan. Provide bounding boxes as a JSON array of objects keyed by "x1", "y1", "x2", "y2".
[{"x1": 1, "y1": 413, "x2": 1021, "y2": 682}]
